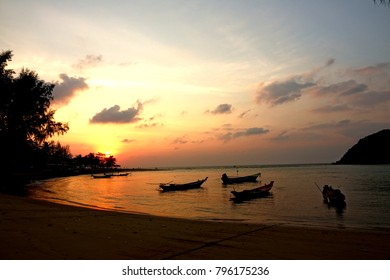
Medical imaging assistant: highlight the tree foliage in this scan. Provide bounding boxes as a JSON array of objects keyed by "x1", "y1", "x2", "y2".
[
  {"x1": 0, "y1": 51, "x2": 121, "y2": 180},
  {"x1": 72, "y1": 152, "x2": 118, "y2": 170},
  {"x1": 0, "y1": 50, "x2": 69, "y2": 172}
]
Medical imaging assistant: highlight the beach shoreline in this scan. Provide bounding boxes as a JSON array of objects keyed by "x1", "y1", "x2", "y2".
[{"x1": 1, "y1": 193, "x2": 390, "y2": 260}]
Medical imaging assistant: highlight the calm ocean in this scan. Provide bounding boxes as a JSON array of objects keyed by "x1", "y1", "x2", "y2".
[{"x1": 26, "y1": 164, "x2": 390, "y2": 230}]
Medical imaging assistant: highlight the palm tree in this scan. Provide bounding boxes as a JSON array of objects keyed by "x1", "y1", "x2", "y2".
[{"x1": 104, "y1": 155, "x2": 117, "y2": 169}]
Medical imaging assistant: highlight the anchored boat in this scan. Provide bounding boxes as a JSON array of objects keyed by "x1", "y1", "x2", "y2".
[
  {"x1": 231, "y1": 181, "x2": 274, "y2": 201},
  {"x1": 221, "y1": 172, "x2": 260, "y2": 184},
  {"x1": 159, "y1": 177, "x2": 208, "y2": 192}
]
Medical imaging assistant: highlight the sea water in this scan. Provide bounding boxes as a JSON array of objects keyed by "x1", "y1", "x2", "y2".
[{"x1": 25, "y1": 164, "x2": 390, "y2": 230}]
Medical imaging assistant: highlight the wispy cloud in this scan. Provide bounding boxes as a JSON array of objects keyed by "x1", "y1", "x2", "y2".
[
  {"x1": 218, "y1": 127, "x2": 269, "y2": 142},
  {"x1": 73, "y1": 54, "x2": 103, "y2": 71},
  {"x1": 136, "y1": 114, "x2": 164, "y2": 128},
  {"x1": 312, "y1": 104, "x2": 351, "y2": 113},
  {"x1": 302, "y1": 119, "x2": 390, "y2": 140},
  {"x1": 353, "y1": 90, "x2": 390, "y2": 107},
  {"x1": 171, "y1": 136, "x2": 188, "y2": 145},
  {"x1": 271, "y1": 131, "x2": 290, "y2": 141},
  {"x1": 304, "y1": 58, "x2": 335, "y2": 80},
  {"x1": 238, "y1": 109, "x2": 252, "y2": 118},
  {"x1": 90, "y1": 101, "x2": 143, "y2": 124},
  {"x1": 206, "y1": 103, "x2": 233, "y2": 114},
  {"x1": 303, "y1": 119, "x2": 352, "y2": 131},
  {"x1": 52, "y1": 73, "x2": 89, "y2": 106},
  {"x1": 308, "y1": 80, "x2": 368, "y2": 97},
  {"x1": 255, "y1": 78, "x2": 315, "y2": 106},
  {"x1": 309, "y1": 80, "x2": 390, "y2": 111},
  {"x1": 136, "y1": 122, "x2": 164, "y2": 129},
  {"x1": 352, "y1": 62, "x2": 390, "y2": 77},
  {"x1": 256, "y1": 59, "x2": 390, "y2": 112},
  {"x1": 255, "y1": 59, "x2": 335, "y2": 106}
]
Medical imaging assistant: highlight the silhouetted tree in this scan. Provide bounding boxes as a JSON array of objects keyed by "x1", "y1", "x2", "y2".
[
  {"x1": 45, "y1": 141, "x2": 72, "y2": 167},
  {"x1": 0, "y1": 50, "x2": 69, "y2": 173},
  {"x1": 71, "y1": 152, "x2": 119, "y2": 171},
  {"x1": 103, "y1": 155, "x2": 117, "y2": 169}
]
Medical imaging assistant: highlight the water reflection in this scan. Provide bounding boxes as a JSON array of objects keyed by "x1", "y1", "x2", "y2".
[{"x1": 24, "y1": 165, "x2": 390, "y2": 229}]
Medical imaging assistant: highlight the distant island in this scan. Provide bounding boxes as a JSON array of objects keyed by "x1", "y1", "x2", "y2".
[{"x1": 335, "y1": 129, "x2": 390, "y2": 164}]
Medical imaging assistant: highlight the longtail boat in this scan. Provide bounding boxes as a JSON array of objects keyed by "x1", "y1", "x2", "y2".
[
  {"x1": 92, "y1": 174, "x2": 112, "y2": 179},
  {"x1": 159, "y1": 177, "x2": 208, "y2": 192},
  {"x1": 105, "y1": 172, "x2": 130, "y2": 177},
  {"x1": 221, "y1": 172, "x2": 260, "y2": 184},
  {"x1": 231, "y1": 181, "x2": 274, "y2": 201}
]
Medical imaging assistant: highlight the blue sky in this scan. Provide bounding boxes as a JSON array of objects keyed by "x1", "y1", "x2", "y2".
[{"x1": 1, "y1": 0, "x2": 389, "y2": 167}]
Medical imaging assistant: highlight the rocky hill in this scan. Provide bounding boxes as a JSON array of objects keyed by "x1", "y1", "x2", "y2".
[{"x1": 335, "y1": 129, "x2": 390, "y2": 164}]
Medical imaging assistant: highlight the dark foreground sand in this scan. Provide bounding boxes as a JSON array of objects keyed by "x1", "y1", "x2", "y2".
[{"x1": 1, "y1": 193, "x2": 389, "y2": 260}]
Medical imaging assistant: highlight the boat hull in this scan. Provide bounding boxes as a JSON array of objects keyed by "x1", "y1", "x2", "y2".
[
  {"x1": 105, "y1": 173, "x2": 129, "y2": 177},
  {"x1": 159, "y1": 177, "x2": 208, "y2": 192},
  {"x1": 231, "y1": 181, "x2": 274, "y2": 201},
  {"x1": 221, "y1": 173, "x2": 260, "y2": 184},
  {"x1": 92, "y1": 174, "x2": 112, "y2": 179}
]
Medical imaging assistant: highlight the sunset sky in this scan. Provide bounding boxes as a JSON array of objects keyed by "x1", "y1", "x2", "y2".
[{"x1": 1, "y1": 0, "x2": 390, "y2": 167}]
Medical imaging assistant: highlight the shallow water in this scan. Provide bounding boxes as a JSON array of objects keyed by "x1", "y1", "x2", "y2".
[{"x1": 26, "y1": 164, "x2": 390, "y2": 230}]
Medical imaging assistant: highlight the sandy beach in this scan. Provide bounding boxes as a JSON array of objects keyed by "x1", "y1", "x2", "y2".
[{"x1": 1, "y1": 193, "x2": 389, "y2": 260}]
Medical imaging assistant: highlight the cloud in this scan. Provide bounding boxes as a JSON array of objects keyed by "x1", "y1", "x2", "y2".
[
  {"x1": 354, "y1": 90, "x2": 390, "y2": 107},
  {"x1": 238, "y1": 109, "x2": 252, "y2": 118},
  {"x1": 218, "y1": 127, "x2": 269, "y2": 142},
  {"x1": 142, "y1": 96, "x2": 160, "y2": 105},
  {"x1": 302, "y1": 58, "x2": 335, "y2": 81},
  {"x1": 136, "y1": 114, "x2": 164, "y2": 128},
  {"x1": 73, "y1": 54, "x2": 103, "y2": 71},
  {"x1": 90, "y1": 102, "x2": 143, "y2": 124},
  {"x1": 336, "y1": 120, "x2": 390, "y2": 139},
  {"x1": 303, "y1": 119, "x2": 352, "y2": 131},
  {"x1": 122, "y1": 139, "x2": 136, "y2": 143},
  {"x1": 312, "y1": 104, "x2": 351, "y2": 113},
  {"x1": 171, "y1": 136, "x2": 188, "y2": 145},
  {"x1": 206, "y1": 103, "x2": 233, "y2": 114},
  {"x1": 302, "y1": 119, "x2": 390, "y2": 140},
  {"x1": 325, "y1": 58, "x2": 335, "y2": 67},
  {"x1": 272, "y1": 131, "x2": 290, "y2": 141},
  {"x1": 309, "y1": 79, "x2": 390, "y2": 111},
  {"x1": 255, "y1": 59, "x2": 336, "y2": 106},
  {"x1": 255, "y1": 78, "x2": 315, "y2": 106},
  {"x1": 352, "y1": 62, "x2": 390, "y2": 77},
  {"x1": 340, "y1": 83, "x2": 368, "y2": 96},
  {"x1": 260, "y1": 60, "x2": 390, "y2": 113},
  {"x1": 308, "y1": 80, "x2": 368, "y2": 97},
  {"x1": 52, "y1": 73, "x2": 89, "y2": 106},
  {"x1": 136, "y1": 122, "x2": 163, "y2": 128}
]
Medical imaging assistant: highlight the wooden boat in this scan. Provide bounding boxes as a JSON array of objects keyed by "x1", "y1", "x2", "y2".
[
  {"x1": 159, "y1": 177, "x2": 208, "y2": 192},
  {"x1": 115, "y1": 173, "x2": 129, "y2": 176},
  {"x1": 92, "y1": 174, "x2": 112, "y2": 179},
  {"x1": 322, "y1": 185, "x2": 346, "y2": 208},
  {"x1": 231, "y1": 181, "x2": 274, "y2": 201},
  {"x1": 105, "y1": 172, "x2": 129, "y2": 177},
  {"x1": 221, "y1": 172, "x2": 260, "y2": 184}
]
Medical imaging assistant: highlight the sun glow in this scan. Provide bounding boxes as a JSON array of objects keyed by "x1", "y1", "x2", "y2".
[
  {"x1": 95, "y1": 143, "x2": 119, "y2": 156},
  {"x1": 3, "y1": 1, "x2": 388, "y2": 168}
]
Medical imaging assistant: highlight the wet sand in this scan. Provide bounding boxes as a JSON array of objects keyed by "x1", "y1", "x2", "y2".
[{"x1": 1, "y1": 193, "x2": 389, "y2": 260}]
